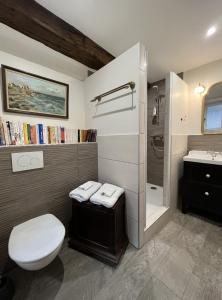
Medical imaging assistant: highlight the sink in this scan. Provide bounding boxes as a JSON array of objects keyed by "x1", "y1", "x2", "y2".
[{"x1": 183, "y1": 150, "x2": 222, "y2": 165}]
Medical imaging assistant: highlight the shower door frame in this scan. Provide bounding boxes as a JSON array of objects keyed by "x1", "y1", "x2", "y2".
[{"x1": 139, "y1": 73, "x2": 172, "y2": 247}]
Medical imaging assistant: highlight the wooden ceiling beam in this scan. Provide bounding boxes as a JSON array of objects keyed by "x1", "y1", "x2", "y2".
[{"x1": 0, "y1": 0, "x2": 115, "y2": 70}]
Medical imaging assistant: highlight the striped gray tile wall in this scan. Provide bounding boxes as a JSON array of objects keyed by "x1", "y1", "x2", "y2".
[
  {"x1": 0, "y1": 143, "x2": 98, "y2": 265},
  {"x1": 188, "y1": 135, "x2": 222, "y2": 152}
]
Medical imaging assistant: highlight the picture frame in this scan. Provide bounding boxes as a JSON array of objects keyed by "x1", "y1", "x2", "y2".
[{"x1": 1, "y1": 65, "x2": 69, "y2": 119}]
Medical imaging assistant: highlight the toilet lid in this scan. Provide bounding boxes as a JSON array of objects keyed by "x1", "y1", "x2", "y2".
[{"x1": 8, "y1": 214, "x2": 65, "y2": 263}]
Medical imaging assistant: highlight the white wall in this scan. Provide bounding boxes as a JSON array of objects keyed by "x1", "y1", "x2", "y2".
[
  {"x1": 164, "y1": 72, "x2": 188, "y2": 210},
  {"x1": 0, "y1": 50, "x2": 86, "y2": 129},
  {"x1": 184, "y1": 58, "x2": 222, "y2": 135},
  {"x1": 84, "y1": 43, "x2": 147, "y2": 247}
]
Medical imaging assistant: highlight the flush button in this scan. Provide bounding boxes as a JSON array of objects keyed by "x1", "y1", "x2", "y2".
[
  {"x1": 205, "y1": 174, "x2": 211, "y2": 178},
  {"x1": 205, "y1": 192, "x2": 210, "y2": 196}
]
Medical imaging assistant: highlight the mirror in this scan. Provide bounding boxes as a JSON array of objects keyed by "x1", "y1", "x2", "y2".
[{"x1": 202, "y1": 82, "x2": 222, "y2": 134}]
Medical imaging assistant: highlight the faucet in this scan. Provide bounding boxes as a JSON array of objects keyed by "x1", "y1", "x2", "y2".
[{"x1": 207, "y1": 151, "x2": 217, "y2": 160}]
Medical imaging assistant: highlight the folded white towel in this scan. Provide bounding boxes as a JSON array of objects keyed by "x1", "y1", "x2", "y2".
[
  {"x1": 79, "y1": 181, "x2": 93, "y2": 191},
  {"x1": 90, "y1": 183, "x2": 124, "y2": 208},
  {"x1": 69, "y1": 181, "x2": 102, "y2": 202},
  {"x1": 101, "y1": 185, "x2": 116, "y2": 197}
]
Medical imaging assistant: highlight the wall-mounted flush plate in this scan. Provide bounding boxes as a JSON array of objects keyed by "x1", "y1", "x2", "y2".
[{"x1": 11, "y1": 151, "x2": 44, "y2": 172}]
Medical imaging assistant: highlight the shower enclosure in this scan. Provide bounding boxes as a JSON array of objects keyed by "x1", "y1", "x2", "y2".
[{"x1": 146, "y1": 80, "x2": 168, "y2": 228}]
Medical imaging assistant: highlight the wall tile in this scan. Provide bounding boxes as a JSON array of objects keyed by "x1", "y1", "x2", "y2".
[
  {"x1": 140, "y1": 102, "x2": 145, "y2": 133},
  {"x1": 139, "y1": 133, "x2": 145, "y2": 164},
  {"x1": 188, "y1": 134, "x2": 222, "y2": 152},
  {"x1": 98, "y1": 158, "x2": 138, "y2": 193},
  {"x1": 97, "y1": 135, "x2": 139, "y2": 164},
  {"x1": 139, "y1": 191, "x2": 146, "y2": 228},
  {"x1": 125, "y1": 190, "x2": 139, "y2": 221},
  {"x1": 126, "y1": 215, "x2": 139, "y2": 248},
  {"x1": 77, "y1": 143, "x2": 98, "y2": 160},
  {"x1": 139, "y1": 163, "x2": 145, "y2": 193}
]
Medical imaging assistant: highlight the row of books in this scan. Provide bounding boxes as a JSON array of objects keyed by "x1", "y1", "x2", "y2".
[
  {"x1": 78, "y1": 129, "x2": 97, "y2": 143},
  {"x1": 0, "y1": 118, "x2": 97, "y2": 146}
]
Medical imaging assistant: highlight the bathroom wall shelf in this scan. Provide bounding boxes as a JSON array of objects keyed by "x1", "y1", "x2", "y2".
[{"x1": 0, "y1": 142, "x2": 97, "y2": 149}]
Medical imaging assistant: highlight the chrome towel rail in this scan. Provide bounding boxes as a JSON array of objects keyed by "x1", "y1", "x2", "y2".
[{"x1": 90, "y1": 81, "x2": 135, "y2": 102}]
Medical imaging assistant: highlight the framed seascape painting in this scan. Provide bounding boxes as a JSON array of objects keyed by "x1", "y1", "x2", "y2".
[{"x1": 1, "y1": 65, "x2": 69, "y2": 119}]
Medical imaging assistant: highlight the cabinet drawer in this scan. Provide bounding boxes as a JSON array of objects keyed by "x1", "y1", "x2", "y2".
[
  {"x1": 183, "y1": 181, "x2": 222, "y2": 214},
  {"x1": 184, "y1": 162, "x2": 222, "y2": 185}
]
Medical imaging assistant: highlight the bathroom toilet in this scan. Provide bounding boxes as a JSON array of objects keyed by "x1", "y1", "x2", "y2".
[{"x1": 8, "y1": 214, "x2": 65, "y2": 271}]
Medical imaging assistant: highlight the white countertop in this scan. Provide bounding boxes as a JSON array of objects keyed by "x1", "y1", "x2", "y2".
[{"x1": 183, "y1": 150, "x2": 222, "y2": 165}]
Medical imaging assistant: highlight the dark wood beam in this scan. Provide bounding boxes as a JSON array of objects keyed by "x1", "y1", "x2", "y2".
[{"x1": 0, "y1": 0, "x2": 115, "y2": 70}]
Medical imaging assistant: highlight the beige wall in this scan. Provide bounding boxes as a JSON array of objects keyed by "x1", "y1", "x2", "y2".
[{"x1": 183, "y1": 58, "x2": 222, "y2": 135}]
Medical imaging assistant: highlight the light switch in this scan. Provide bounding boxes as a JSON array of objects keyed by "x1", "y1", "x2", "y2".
[{"x1": 11, "y1": 151, "x2": 44, "y2": 172}]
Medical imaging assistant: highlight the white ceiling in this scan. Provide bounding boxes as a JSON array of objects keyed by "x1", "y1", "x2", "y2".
[
  {"x1": 36, "y1": 0, "x2": 222, "y2": 82},
  {"x1": 0, "y1": 24, "x2": 89, "y2": 81}
]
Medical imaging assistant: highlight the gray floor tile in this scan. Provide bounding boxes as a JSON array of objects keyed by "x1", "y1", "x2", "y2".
[
  {"x1": 183, "y1": 274, "x2": 222, "y2": 300},
  {"x1": 154, "y1": 246, "x2": 193, "y2": 298},
  {"x1": 173, "y1": 217, "x2": 208, "y2": 259},
  {"x1": 95, "y1": 238, "x2": 170, "y2": 300},
  {"x1": 193, "y1": 261, "x2": 222, "y2": 294},
  {"x1": 8, "y1": 211, "x2": 222, "y2": 300},
  {"x1": 136, "y1": 276, "x2": 180, "y2": 300}
]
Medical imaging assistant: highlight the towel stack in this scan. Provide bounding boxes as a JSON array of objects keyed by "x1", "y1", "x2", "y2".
[
  {"x1": 69, "y1": 181, "x2": 124, "y2": 208},
  {"x1": 69, "y1": 181, "x2": 102, "y2": 202}
]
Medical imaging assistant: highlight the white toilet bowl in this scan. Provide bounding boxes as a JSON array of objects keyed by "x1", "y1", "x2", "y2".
[{"x1": 8, "y1": 214, "x2": 65, "y2": 271}]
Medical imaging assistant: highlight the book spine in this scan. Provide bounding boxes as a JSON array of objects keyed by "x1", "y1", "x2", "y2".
[
  {"x1": 30, "y1": 125, "x2": 34, "y2": 144},
  {"x1": 12, "y1": 122, "x2": 18, "y2": 145},
  {"x1": 36, "y1": 125, "x2": 39, "y2": 144},
  {"x1": 0, "y1": 117, "x2": 5, "y2": 146},
  {"x1": 43, "y1": 125, "x2": 48, "y2": 145},
  {"x1": 73, "y1": 129, "x2": 78, "y2": 144},
  {"x1": 38, "y1": 124, "x2": 44, "y2": 144},
  {"x1": 2, "y1": 121, "x2": 9, "y2": 146},
  {"x1": 23, "y1": 123, "x2": 29, "y2": 145},
  {"x1": 6, "y1": 121, "x2": 12, "y2": 145},
  {"x1": 78, "y1": 129, "x2": 80, "y2": 143},
  {"x1": 50, "y1": 127, "x2": 54, "y2": 144},
  {"x1": 61, "y1": 127, "x2": 65, "y2": 143},
  {"x1": 32, "y1": 125, "x2": 37, "y2": 144},
  {"x1": 16, "y1": 122, "x2": 22, "y2": 145},
  {"x1": 93, "y1": 129, "x2": 97, "y2": 142},
  {"x1": 27, "y1": 124, "x2": 31, "y2": 144},
  {"x1": 10, "y1": 121, "x2": 16, "y2": 145},
  {"x1": 57, "y1": 127, "x2": 61, "y2": 144},
  {"x1": 54, "y1": 127, "x2": 57, "y2": 144}
]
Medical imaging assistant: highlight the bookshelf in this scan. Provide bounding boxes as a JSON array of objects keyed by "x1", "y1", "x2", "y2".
[
  {"x1": 0, "y1": 118, "x2": 97, "y2": 147},
  {"x1": 0, "y1": 142, "x2": 97, "y2": 149}
]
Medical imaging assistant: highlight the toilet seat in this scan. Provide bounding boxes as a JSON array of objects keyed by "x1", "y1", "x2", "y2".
[{"x1": 8, "y1": 214, "x2": 65, "y2": 265}]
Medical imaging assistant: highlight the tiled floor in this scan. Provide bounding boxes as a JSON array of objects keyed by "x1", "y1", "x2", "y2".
[{"x1": 9, "y1": 211, "x2": 222, "y2": 300}]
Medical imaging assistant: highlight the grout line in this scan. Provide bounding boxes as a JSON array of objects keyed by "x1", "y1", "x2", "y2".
[{"x1": 98, "y1": 156, "x2": 139, "y2": 165}]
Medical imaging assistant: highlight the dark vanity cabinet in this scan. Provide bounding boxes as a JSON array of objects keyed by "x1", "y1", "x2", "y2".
[{"x1": 182, "y1": 161, "x2": 222, "y2": 218}]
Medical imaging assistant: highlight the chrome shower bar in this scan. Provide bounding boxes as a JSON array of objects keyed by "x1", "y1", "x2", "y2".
[{"x1": 90, "y1": 81, "x2": 135, "y2": 102}]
